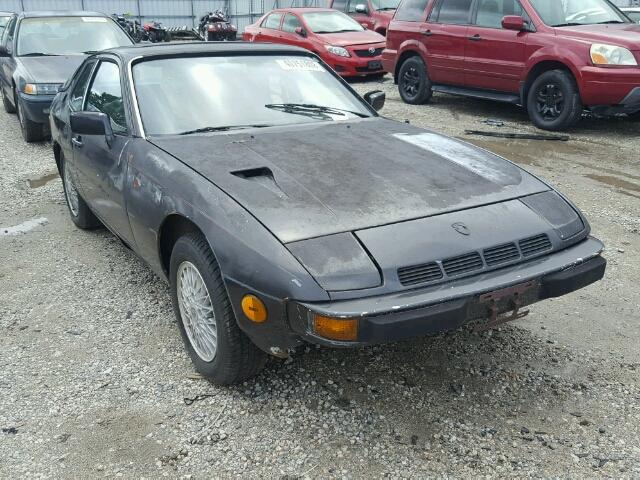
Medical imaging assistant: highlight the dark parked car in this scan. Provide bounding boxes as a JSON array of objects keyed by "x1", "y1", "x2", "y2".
[
  {"x1": 382, "y1": 0, "x2": 640, "y2": 130},
  {"x1": 0, "y1": 11, "x2": 133, "y2": 142},
  {"x1": 243, "y1": 8, "x2": 386, "y2": 77},
  {"x1": 50, "y1": 43, "x2": 605, "y2": 384}
]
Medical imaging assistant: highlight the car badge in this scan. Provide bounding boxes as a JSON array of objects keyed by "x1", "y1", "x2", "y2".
[
  {"x1": 452, "y1": 222, "x2": 470, "y2": 236},
  {"x1": 369, "y1": 47, "x2": 376, "y2": 55}
]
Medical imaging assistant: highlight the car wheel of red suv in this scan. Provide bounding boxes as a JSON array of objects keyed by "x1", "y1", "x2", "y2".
[
  {"x1": 398, "y1": 56, "x2": 432, "y2": 105},
  {"x1": 527, "y1": 70, "x2": 582, "y2": 131}
]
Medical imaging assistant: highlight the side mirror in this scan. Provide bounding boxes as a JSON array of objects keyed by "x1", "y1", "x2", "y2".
[
  {"x1": 364, "y1": 90, "x2": 385, "y2": 111},
  {"x1": 502, "y1": 15, "x2": 525, "y2": 31},
  {"x1": 0, "y1": 46, "x2": 9, "y2": 57},
  {"x1": 70, "y1": 111, "x2": 114, "y2": 147},
  {"x1": 294, "y1": 26, "x2": 307, "y2": 37},
  {"x1": 355, "y1": 4, "x2": 368, "y2": 14}
]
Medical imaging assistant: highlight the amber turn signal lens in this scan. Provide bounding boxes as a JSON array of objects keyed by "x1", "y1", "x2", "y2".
[
  {"x1": 591, "y1": 52, "x2": 608, "y2": 65},
  {"x1": 313, "y1": 315, "x2": 358, "y2": 342},
  {"x1": 241, "y1": 295, "x2": 267, "y2": 323}
]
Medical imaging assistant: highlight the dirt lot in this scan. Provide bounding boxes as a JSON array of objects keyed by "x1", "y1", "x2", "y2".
[{"x1": 1, "y1": 76, "x2": 639, "y2": 479}]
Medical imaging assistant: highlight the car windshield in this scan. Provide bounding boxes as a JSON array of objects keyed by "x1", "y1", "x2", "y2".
[
  {"x1": 0, "y1": 15, "x2": 10, "y2": 28},
  {"x1": 529, "y1": 0, "x2": 628, "y2": 27},
  {"x1": 133, "y1": 55, "x2": 373, "y2": 136},
  {"x1": 371, "y1": 0, "x2": 400, "y2": 11},
  {"x1": 302, "y1": 11, "x2": 364, "y2": 33},
  {"x1": 17, "y1": 16, "x2": 132, "y2": 56},
  {"x1": 625, "y1": 11, "x2": 640, "y2": 23}
]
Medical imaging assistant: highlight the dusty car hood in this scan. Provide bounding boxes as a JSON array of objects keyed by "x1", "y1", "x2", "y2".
[
  {"x1": 316, "y1": 29, "x2": 385, "y2": 46},
  {"x1": 556, "y1": 23, "x2": 640, "y2": 48},
  {"x1": 19, "y1": 55, "x2": 85, "y2": 84},
  {"x1": 150, "y1": 119, "x2": 550, "y2": 243}
]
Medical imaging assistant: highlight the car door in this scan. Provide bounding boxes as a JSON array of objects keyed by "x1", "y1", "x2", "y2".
[
  {"x1": 420, "y1": 0, "x2": 472, "y2": 86},
  {"x1": 347, "y1": 0, "x2": 375, "y2": 29},
  {"x1": 72, "y1": 59, "x2": 135, "y2": 244},
  {"x1": 464, "y1": 0, "x2": 528, "y2": 92},
  {"x1": 256, "y1": 12, "x2": 284, "y2": 42},
  {"x1": 55, "y1": 59, "x2": 96, "y2": 185},
  {"x1": 0, "y1": 16, "x2": 17, "y2": 101},
  {"x1": 279, "y1": 13, "x2": 307, "y2": 49}
]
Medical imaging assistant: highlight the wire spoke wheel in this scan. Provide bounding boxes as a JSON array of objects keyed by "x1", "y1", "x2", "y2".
[
  {"x1": 177, "y1": 261, "x2": 217, "y2": 362},
  {"x1": 63, "y1": 163, "x2": 80, "y2": 217}
]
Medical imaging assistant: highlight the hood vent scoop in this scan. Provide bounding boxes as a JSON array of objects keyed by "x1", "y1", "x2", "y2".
[{"x1": 230, "y1": 167, "x2": 287, "y2": 198}]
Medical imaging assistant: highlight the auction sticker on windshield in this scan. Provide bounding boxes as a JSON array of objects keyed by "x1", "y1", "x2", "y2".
[{"x1": 276, "y1": 58, "x2": 323, "y2": 72}]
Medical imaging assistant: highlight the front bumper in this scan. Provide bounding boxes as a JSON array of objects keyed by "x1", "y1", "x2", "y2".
[
  {"x1": 18, "y1": 92, "x2": 55, "y2": 124},
  {"x1": 323, "y1": 47, "x2": 386, "y2": 77},
  {"x1": 580, "y1": 66, "x2": 640, "y2": 112},
  {"x1": 289, "y1": 237, "x2": 605, "y2": 347}
]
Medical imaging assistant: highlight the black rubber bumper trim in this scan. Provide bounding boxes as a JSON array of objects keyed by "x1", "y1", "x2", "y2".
[
  {"x1": 539, "y1": 255, "x2": 606, "y2": 300},
  {"x1": 293, "y1": 255, "x2": 606, "y2": 347}
]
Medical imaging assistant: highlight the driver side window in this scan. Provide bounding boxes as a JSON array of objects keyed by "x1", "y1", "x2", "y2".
[
  {"x1": 475, "y1": 0, "x2": 524, "y2": 28},
  {"x1": 85, "y1": 61, "x2": 127, "y2": 134},
  {"x1": 3, "y1": 17, "x2": 16, "y2": 53},
  {"x1": 69, "y1": 61, "x2": 95, "y2": 112}
]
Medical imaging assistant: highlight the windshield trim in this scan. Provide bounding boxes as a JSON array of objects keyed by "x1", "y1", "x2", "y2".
[{"x1": 129, "y1": 51, "x2": 378, "y2": 139}]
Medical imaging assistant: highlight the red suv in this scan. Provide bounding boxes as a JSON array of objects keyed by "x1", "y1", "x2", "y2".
[
  {"x1": 243, "y1": 8, "x2": 386, "y2": 77},
  {"x1": 327, "y1": 0, "x2": 401, "y2": 36},
  {"x1": 382, "y1": 0, "x2": 640, "y2": 130}
]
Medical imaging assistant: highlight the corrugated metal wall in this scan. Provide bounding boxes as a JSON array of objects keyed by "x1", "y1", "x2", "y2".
[{"x1": 0, "y1": 0, "x2": 322, "y2": 29}]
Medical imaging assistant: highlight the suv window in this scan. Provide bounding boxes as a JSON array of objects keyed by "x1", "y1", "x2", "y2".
[
  {"x1": 432, "y1": 0, "x2": 473, "y2": 24},
  {"x1": 395, "y1": 0, "x2": 430, "y2": 21},
  {"x1": 282, "y1": 14, "x2": 301, "y2": 33},
  {"x1": 69, "y1": 61, "x2": 95, "y2": 111},
  {"x1": 475, "y1": 0, "x2": 523, "y2": 28},
  {"x1": 262, "y1": 12, "x2": 283, "y2": 29},
  {"x1": 85, "y1": 61, "x2": 127, "y2": 134},
  {"x1": 332, "y1": 0, "x2": 348, "y2": 12}
]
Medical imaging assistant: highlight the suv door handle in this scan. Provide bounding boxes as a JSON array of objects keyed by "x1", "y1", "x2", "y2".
[
  {"x1": 71, "y1": 136, "x2": 83, "y2": 148},
  {"x1": 421, "y1": 29, "x2": 433, "y2": 36},
  {"x1": 468, "y1": 34, "x2": 482, "y2": 41}
]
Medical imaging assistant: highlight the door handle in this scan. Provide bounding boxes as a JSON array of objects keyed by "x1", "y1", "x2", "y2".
[
  {"x1": 468, "y1": 34, "x2": 482, "y2": 41},
  {"x1": 421, "y1": 29, "x2": 433, "y2": 36},
  {"x1": 71, "y1": 136, "x2": 83, "y2": 148}
]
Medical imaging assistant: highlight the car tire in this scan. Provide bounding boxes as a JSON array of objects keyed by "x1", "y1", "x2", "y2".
[
  {"x1": 398, "y1": 56, "x2": 432, "y2": 105},
  {"x1": 170, "y1": 233, "x2": 267, "y2": 385},
  {"x1": 2, "y1": 86, "x2": 16, "y2": 114},
  {"x1": 60, "y1": 153, "x2": 101, "y2": 230},
  {"x1": 527, "y1": 70, "x2": 582, "y2": 131},
  {"x1": 15, "y1": 90, "x2": 44, "y2": 142}
]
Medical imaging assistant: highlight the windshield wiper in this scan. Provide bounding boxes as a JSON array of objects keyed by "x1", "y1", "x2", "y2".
[
  {"x1": 178, "y1": 124, "x2": 271, "y2": 135},
  {"x1": 83, "y1": 50, "x2": 101, "y2": 55},
  {"x1": 265, "y1": 103, "x2": 369, "y2": 119},
  {"x1": 20, "y1": 52, "x2": 60, "y2": 57},
  {"x1": 596, "y1": 20, "x2": 625, "y2": 24},
  {"x1": 376, "y1": 7, "x2": 397, "y2": 11},
  {"x1": 551, "y1": 22, "x2": 584, "y2": 27}
]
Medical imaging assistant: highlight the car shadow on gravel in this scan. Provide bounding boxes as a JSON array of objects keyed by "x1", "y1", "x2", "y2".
[{"x1": 232, "y1": 322, "x2": 599, "y2": 443}]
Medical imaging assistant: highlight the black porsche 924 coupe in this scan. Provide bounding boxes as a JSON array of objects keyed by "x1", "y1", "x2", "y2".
[{"x1": 49, "y1": 43, "x2": 606, "y2": 385}]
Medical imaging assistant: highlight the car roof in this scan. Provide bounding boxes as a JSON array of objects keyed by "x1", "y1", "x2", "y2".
[
  {"x1": 0, "y1": 11, "x2": 14, "y2": 15},
  {"x1": 102, "y1": 41, "x2": 311, "y2": 62},
  {"x1": 18, "y1": 11, "x2": 108, "y2": 19}
]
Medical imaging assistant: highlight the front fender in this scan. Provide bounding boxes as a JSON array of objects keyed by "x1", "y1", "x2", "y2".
[{"x1": 525, "y1": 44, "x2": 589, "y2": 93}]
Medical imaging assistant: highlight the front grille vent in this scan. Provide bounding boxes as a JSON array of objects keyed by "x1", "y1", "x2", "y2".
[
  {"x1": 519, "y1": 234, "x2": 552, "y2": 257},
  {"x1": 442, "y1": 252, "x2": 483, "y2": 277},
  {"x1": 354, "y1": 47, "x2": 384, "y2": 57},
  {"x1": 483, "y1": 242, "x2": 520, "y2": 266},
  {"x1": 398, "y1": 262, "x2": 443, "y2": 286}
]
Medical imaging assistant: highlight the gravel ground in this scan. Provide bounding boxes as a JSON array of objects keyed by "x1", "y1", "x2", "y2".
[{"x1": 1, "y1": 76, "x2": 639, "y2": 479}]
